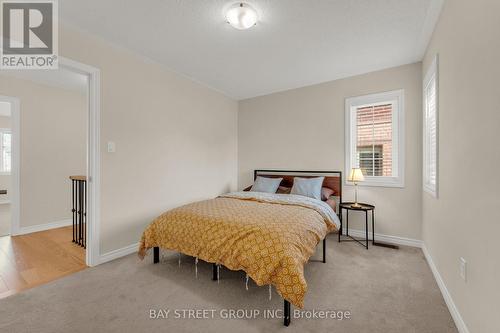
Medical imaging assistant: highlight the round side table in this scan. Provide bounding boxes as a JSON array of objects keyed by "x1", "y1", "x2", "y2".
[
  {"x1": 338, "y1": 202, "x2": 374, "y2": 249},
  {"x1": 338, "y1": 202, "x2": 398, "y2": 249}
]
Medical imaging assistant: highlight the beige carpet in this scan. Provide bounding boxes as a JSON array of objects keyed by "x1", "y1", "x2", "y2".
[{"x1": 0, "y1": 236, "x2": 457, "y2": 333}]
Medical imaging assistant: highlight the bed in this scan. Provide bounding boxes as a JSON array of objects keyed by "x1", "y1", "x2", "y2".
[{"x1": 138, "y1": 170, "x2": 342, "y2": 326}]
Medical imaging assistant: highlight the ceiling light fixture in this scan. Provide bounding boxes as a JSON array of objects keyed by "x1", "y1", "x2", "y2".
[{"x1": 226, "y1": 3, "x2": 258, "y2": 30}]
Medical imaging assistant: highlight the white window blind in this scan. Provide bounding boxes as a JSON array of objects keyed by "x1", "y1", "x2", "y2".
[
  {"x1": 423, "y1": 55, "x2": 438, "y2": 196},
  {"x1": 345, "y1": 90, "x2": 405, "y2": 187}
]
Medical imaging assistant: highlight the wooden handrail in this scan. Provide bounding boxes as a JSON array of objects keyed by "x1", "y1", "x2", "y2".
[{"x1": 69, "y1": 175, "x2": 86, "y2": 181}]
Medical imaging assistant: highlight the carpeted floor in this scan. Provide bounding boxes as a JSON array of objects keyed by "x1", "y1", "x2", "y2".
[{"x1": 0, "y1": 236, "x2": 457, "y2": 333}]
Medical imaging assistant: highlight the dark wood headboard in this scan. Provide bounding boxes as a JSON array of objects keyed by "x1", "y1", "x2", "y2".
[{"x1": 253, "y1": 169, "x2": 342, "y2": 202}]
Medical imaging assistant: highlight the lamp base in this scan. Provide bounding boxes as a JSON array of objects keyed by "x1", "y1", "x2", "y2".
[{"x1": 351, "y1": 202, "x2": 362, "y2": 208}]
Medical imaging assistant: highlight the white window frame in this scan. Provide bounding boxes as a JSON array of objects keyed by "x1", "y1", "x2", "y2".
[
  {"x1": 423, "y1": 55, "x2": 439, "y2": 197},
  {"x1": 345, "y1": 89, "x2": 405, "y2": 188},
  {"x1": 0, "y1": 128, "x2": 11, "y2": 175}
]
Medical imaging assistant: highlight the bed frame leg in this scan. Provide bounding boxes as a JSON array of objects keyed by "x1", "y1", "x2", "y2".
[
  {"x1": 153, "y1": 247, "x2": 159, "y2": 264},
  {"x1": 284, "y1": 300, "x2": 291, "y2": 326},
  {"x1": 212, "y1": 263, "x2": 217, "y2": 281},
  {"x1": 322, "y1": 238, "x2": 326, "y2": 263}
]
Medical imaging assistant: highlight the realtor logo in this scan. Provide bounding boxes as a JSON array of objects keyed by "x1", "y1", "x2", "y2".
[{"x1": 1, "y1": 0, "x2": 58, "y2": 69}]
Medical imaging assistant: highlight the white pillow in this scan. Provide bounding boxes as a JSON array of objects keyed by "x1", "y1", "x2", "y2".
[
  {"x1": 251, "y1": 176, "x2": 282, "y2": 193},
  {"x1": 291, "y1": 177, "x2": 324, "y2": 200}
]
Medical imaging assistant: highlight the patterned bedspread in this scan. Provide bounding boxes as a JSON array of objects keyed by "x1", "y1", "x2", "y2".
[{"x1": 138, "y1": 192, "x2": 339, "y2": 308}]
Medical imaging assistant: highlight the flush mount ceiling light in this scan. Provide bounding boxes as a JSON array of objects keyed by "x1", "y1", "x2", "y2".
[{"x1": 226, "y1": 3, "x2": 258, "y2": 30}]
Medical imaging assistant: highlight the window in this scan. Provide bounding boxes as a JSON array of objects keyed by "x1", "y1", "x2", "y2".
[
  {"x1": 0, "y1": 129, "x2": 11, "y2": 174},
  {"x1": 423, "y1": 55, "x2": 438, "y2": 196},
  {"x1": 345, "y1": 90, "x2": 405, "y2": 187}
]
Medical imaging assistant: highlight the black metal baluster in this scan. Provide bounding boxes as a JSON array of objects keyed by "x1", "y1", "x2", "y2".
[
  {"x1": 76, "y1": 179, "x2": 80, "y2": 245},
  {"x1": 83, "y1": 180, "x2": 86, "y2": 248},
  {"x1": 70, "y1": 177, "x2": 87, "y2": 248},
  {"x1": 76, "y1": 180, "x2": 79, "y2": 245},
  {"x1": 80, "y1": 180, "x2": 83, "y2": 247},
  {"x1": 72, "y1": 180, "x2": 76, "y2": 243},
  {"x1": 78, "y1": 180, "x2": 82, "y2": 246}
]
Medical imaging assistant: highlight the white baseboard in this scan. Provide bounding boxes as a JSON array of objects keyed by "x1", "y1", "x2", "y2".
[
  {"x1": 14, "y1": 218, "x2": 72, "y2": 235},
  {"x1": 344, "y1": 228, "x2": 422, "y2": 248},
  {"x1": 99, "y1": 242, "x2": 139, "y2": 264},
  {"x1": 339, "y1": 229, "x2": 468, "y2": 332},
  {"x1": 422, "y1": 245, "x2": 469, "y2": 333}
]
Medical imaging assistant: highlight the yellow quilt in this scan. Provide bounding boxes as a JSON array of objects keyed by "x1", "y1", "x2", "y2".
[{"x1": 138, "y1": 191, "x2": 338, "y2": 308}]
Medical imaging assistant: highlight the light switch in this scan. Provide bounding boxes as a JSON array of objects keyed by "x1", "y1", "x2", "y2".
[
  {"x1": 459, "y1": 257, "x2": 467, "y2": 282},
  {"x1": 107, "y1": 141, "x2": 116, "y2": 153}
]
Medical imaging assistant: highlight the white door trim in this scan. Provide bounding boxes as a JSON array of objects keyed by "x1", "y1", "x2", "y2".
[
  {"x1": 6, "y1": 57, "x2": 101, "y2": 267},
  {"x1": 59, "y1": 56, "x2": 101, "y2": 267},
  {"x1": 0, "y1": 95, "x2": 20, "y2": 238}
]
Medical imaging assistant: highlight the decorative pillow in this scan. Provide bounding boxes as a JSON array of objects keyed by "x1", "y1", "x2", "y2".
[
  {"x1": 290, "y1": 177, "x2": 324, "y2": 200},
  {"x1": 250, "y1": 176, "x2": 282, "y2": 193},
  {"x1": 321, "y1": 187, "x2": 334, "y2": 201},
  {"x1": 325, "y1": 198, "x2": 337, "y2": 212},
  {"x1": 277, "y1": 186, "x2": 291, "y2": 194}
]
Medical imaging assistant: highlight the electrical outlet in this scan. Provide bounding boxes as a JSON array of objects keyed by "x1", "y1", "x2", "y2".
[{"x1": 459, "y1": 257, "x2": 467, "y2": 282}]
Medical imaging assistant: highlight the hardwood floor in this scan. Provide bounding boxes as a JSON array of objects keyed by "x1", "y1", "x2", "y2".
[{"x1": 0, "y1": 226, "x2": 86, "y2": 299}]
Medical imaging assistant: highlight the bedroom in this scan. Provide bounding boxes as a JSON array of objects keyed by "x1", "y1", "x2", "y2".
[{"x1": 0, "y1": 0, "x2": 498, "y2": 332}]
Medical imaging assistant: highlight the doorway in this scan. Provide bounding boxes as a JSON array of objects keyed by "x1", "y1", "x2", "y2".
[{"x1": 0, "y1": 57, "x2": 100, "y2": 279}]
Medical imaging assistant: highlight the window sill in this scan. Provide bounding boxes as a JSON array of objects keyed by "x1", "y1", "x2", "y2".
[
  {"x1": 0, "y1": 172, "x2": 11, "y2": 176},
  {"x1": 423, "y1": 185, "x2": 438, "y2": 198},
  {"x1": 346, "y1": 177, "x2": 404, "y2": 188}
]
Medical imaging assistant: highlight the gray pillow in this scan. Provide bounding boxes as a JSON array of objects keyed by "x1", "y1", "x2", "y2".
[
  {"x1": 251, "y1": 176, "x2": 283, "y2": 193},
  {"x1": 290, "y1": 177, "x2": 325, "y2": 200}
]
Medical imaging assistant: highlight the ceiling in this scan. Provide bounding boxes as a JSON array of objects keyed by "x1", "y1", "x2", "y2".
[{"x1": 60, "y1": 0, "x2": 443, "y2": 100}]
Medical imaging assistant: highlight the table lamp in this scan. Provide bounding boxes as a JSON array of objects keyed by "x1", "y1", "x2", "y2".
[{"x1": 349, "y1": 168, "x2": 365, "y2": 208}]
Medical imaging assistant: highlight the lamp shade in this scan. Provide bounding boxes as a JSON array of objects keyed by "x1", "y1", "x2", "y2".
[{"x1": 349, "y1": 168, "x2": 365, "y2": 182}]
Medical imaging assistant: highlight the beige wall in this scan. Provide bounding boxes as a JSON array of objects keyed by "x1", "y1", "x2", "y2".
[
  {"x1": 422, "y1": 0, "x2": 500, "y2": 332},
  {"x1": 59, "y1": 25, "x2": 238, "y2": 253},
  {"x1": 0, "y1": 76, "x2": 86, "y2": 228},
  {"x1": 238, "y1": 63, "x2": 422, "y2": 240}
]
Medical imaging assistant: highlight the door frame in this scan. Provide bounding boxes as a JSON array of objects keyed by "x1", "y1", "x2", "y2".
[
  {"x1": 7, "y1": 56, "x2": 101, "y2": 267},
  {"x1": 0, "y1": 94, "x2": 20, "y2": 239}
]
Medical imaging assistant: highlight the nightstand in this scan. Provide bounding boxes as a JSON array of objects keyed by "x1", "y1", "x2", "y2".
[
  {"x1": 338, "y1": 202, "x2": 374, "y2": 249},
  {"x1": 338, "y1": 202, "x2": 398, "y2": 249}
]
